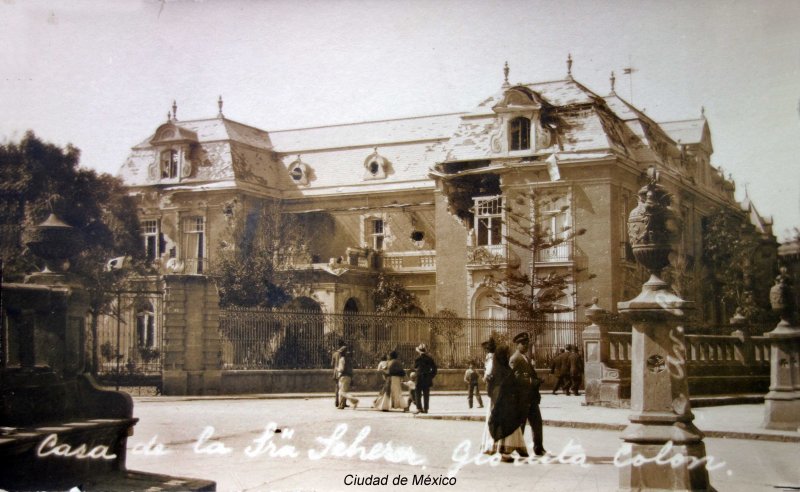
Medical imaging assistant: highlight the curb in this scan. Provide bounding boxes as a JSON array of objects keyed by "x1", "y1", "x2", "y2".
[{"x1": 415, "y1": 414, "x2": 800, "y2": 443}]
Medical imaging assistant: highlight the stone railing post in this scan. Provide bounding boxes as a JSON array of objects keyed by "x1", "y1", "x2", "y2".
[
  {"x1": 763, "y1": 268, "x2": 800, "y2": 430},
  {"x1": 162, "y1": 274, "x2": 222, "y2": 395},
  {"x1": 730, "y1": 311, "x2": 754, "y2": 365},
  {"x1": 617, "y1": 172, "x2": 711, "y2": 491},
  {"x1": 583, "y1": 298, "x2": 626, "y2": 407}
]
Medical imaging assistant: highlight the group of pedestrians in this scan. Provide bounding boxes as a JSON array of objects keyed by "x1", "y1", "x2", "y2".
[
  {"x1": 331, "y1": 341, "x2": 438, "y2": 414},
  {"x1": 549, "y1": 344, "x2": 584, "y2": 396},
  {"x1": 333, "y1": 334, "x2": 576, "y2": 461}
]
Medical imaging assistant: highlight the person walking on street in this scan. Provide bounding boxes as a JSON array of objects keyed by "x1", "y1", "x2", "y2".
[
  {"x1": 509, "y1": 332, "x2": 546, "y2": 456},
  {"x1": 374, "y1": 351, "x2": 406, "y2": 411},
  {"x1": 568, "y1": 345, "x2": 584, "y2": 396},
  {"x1": 550, "y1": 347, "x2": 571, "y2": 395},
  {"x1": 372, "y1": 354, "x2": 389, "y2": 406},
  {"x1": 487, "y1": 344, "x2": 528, "y2": 461},
  {"x1": 402, "y1": 372, "x2": 418, "y2": 413},
  {"x1": 413, "y1": 343, "x2": 437, "y2": 414},
  {"x1": 464, "y1": 363, "x2": 484, "y2": 409},
  {"x1": 336, "y1": 346, "x2": 359, "y2": 410},
  {"x1": 480, "y1": 337, "x2": 497, "y2": 453},
  {"x1": 331, "y1": 340, "x2": 346, "y2": 408}
]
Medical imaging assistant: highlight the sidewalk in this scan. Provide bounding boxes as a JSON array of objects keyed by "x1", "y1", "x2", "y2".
[
  {"x1": 418, "y1": 392, "x2": 800, "y2": 443},
  {"x1": 137, "y1": 391, "x2": 800, "y2": 443}
]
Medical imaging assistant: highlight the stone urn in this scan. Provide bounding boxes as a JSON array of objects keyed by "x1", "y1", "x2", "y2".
[
  {"x1": 769, "y1": 267, "x2": 796, "y2": 330},
  {"x1": 23, "y1": 213, "x2": 84, "y2": 273},
  {"x1": 626, "y1": 172, "x2": 678, "y2": 278}
]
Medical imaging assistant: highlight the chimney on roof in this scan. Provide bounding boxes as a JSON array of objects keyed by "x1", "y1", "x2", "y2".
[
  {"x1": 567, "y1": 54, "x2": 573, "y2": 79},
  {"x1": 218, "y1": 95, "x2": 224, "y2": 118},
  {"x1": 610, "y1": 71, "x2": 616, "y2": 94},
  {"x1": 502, "y1": 61, "x2": 510, "y2": 89}
]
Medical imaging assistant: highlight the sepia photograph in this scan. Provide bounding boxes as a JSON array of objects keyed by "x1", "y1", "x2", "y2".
[{"x1": 1, "y1": 1, "x2": 799, "y2": 491}]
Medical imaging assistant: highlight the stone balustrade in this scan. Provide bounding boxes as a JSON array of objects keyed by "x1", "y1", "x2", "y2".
[{"x1": 584, "y1": 305, "x2": 771, "y2": 408}]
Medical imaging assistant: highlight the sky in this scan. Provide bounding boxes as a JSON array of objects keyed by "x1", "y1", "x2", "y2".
[{"x1": 2, "y1": 0, "x2": 799, "y2": 240}]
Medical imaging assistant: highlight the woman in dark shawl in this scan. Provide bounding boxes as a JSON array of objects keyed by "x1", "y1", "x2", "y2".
[{"x1": 487, "y1": 345, "x2": 528, "y2": 459}]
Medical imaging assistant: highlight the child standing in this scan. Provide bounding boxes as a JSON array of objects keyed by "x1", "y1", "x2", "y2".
[
  {"x1": 402, "y1": 372, "x2": 418, "y2": 413},
  {"x1": 464, "y1": 362, "x2": 484, "y2": 409}
]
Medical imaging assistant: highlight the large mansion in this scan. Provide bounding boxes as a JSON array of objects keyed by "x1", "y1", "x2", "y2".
[{"x1": 115, "y1": 63, "x2": 775, "y2": 346}]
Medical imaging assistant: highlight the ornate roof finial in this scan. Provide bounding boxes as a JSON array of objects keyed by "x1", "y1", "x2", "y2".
[
  {"x1": 218, "y1": 95, "x2": 224, "y2": 118},
  {"x1": 171, "y1": 100, "x2": 177, "y2": 121},
  {"x1": 502, "y1": 61, "x2": 510, "y2": 88},
  {"x1": 701, "y1": 106, "x2": 706, "y2": 118},
  {"x1": 167, "y1": 111, "x2": 171, "y2": 122},
  {"x1": 610, "y1": 71, "x2": 616, "y2": 93},
  {"x1": 567, "y1": 53, "x2": 573, "y2": 78}
]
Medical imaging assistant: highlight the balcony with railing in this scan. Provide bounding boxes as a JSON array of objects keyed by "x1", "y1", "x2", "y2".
[
  {"x1": 466, "y1": 243, "x2": 520, "y2": 269},
  {"x1": 382, "y1": 250, "x2": 436, "y2": 272},
  {"x1": 535, "y1": 240, "x2": 572, "y2": 263}
]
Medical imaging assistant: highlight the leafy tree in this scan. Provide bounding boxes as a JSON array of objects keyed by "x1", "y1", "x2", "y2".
[
  {"x1": 372, "y1": 273, "x2": 420, "y2": 313},
  {"x1": 213, "y1": 199, "x2": 310, "y2": 308},
  {"x1": 486, "y1": 189, "x2": 588, "y2": 320},
  {"x1": 0, "y1": 132, "x2": 144, "y2": 374},
  {"x1": 702, "y1": 208, "x2": 775, "y2": 322}
]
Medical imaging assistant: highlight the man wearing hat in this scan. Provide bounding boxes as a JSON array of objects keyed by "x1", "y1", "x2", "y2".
[
  {"x1": 509, "y1": 331, "x2": 546, "y2": 456},
  {"x1": 413, "y1": 343, "x2": 437, "y2": 414},
  {"x1": 336, "y1": 346, "x2": 359, "y2": 410},
  {"x1": 331, "y1": 340, "x2": 346, "y2": 408}
]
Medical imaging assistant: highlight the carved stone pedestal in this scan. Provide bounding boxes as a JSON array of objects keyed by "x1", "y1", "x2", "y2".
[{"x1": 618, "y1": 278, "x2": 712, "y2": 492}]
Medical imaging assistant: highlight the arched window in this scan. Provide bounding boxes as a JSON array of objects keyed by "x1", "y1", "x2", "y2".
[
  {"x1": 509, "y1": 117, "x2": 531, "y2": 151},
  {"x1": 475, "y1": 291, "x2": 504, "y2": 320}
]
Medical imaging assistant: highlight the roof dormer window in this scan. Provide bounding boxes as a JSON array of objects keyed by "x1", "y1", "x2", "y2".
[
  {"x1": 363, "y1": 148, "x2": 390, "y2": 180},
  {"x1": 509, "y1": 117, "x2": 531, "y2": 151},
  {"x1": 160, "y1": 149, "x2": 178, "y2": 179}
]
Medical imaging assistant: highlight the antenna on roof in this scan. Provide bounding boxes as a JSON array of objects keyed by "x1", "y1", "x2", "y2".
[
  {"x1": 218, "y1": 95, "x2": 224, "y2": 118},
  {"x1": 623, "y1": 55, "x2": 636, "y2": 103},
  {"x1": 171, "y1": 100, "x2": 178, "y2": 121},
  {"x1": 502, "y1": 61, "x2": 510, "y2": 88},
  {"x1": 567, "y1": 54, "x2": 573, "y2": 79},
  {"x1": 610, "y1": 71, "x2": 616, "y2": 94}
]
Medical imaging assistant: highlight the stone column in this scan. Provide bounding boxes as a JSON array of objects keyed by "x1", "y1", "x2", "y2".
[
  {"x1": 162, "y1": 274, "x2": 222, "y2": 395},
  {"x1": 763, "y1": 268, "x2": 800, "y2": 430},
  {"x1": 730, "y1": 311, "x2": 753, "y2": 365},
  {"x1": 617, "y1": 173, "x2": 711, "y2": 491}
]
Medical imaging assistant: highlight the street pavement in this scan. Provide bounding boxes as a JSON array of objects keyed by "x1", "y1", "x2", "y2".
[{"x1": 126, "y1": 392, "x2": 800, "y2": 492}]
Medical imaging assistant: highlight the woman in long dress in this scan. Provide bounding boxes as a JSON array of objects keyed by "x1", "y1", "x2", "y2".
[
  {"x1": 480, "y1": 338, "x2": 496, "y2": 453},
  {"x1": 487, "y1": 345, "x2": 528, "y2": 459},
  {"x1": 374, "y1": 351, "x2": 406, "y2": 411}
]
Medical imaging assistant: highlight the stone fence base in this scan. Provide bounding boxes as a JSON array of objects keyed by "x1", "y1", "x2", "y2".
[{"x1": 214, "y1": 368, "x2": 556, "y2": 395}]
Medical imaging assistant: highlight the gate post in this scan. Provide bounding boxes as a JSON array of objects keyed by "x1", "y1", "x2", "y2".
[
  {"x1": 763, "y1": 268, "x2": 800, "y2": 430},
  {"x1": 162, "y1": 274, "x2": 222, "y2": 395}
]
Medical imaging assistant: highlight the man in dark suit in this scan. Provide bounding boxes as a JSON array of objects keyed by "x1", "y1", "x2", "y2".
[
  {"x1": 550, "y1": 347, "x2": 571, "y2": 395},
  {"x1": 568, "y1": 344, "x2": 584, "y2": 396},
  {"x1": 509, "y1": 332, "x2": 546, "y2": 456},
  {"x1": 331, "y1": 340, "x2": 346, "y2": 408},
  {"x1": 413, "y1": 343, "x2": 437, "y2": 414}
]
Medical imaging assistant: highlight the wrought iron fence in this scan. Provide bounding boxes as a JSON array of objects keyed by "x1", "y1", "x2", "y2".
[{"x1": 218, "y1": 308, "x2": 587, "y2": 370}]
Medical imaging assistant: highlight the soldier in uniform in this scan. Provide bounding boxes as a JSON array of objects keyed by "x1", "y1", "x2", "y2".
[{"x1": 509, "y1": 332, "x2": 546, "y2": 456}]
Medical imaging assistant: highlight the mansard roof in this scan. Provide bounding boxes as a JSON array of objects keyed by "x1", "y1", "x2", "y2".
[
  {"x1": 120, "y1": 116, "x2": 276, "y2": 189},
  {"x1": 119, "y1": 76, "x2": 710, "y2": 196},
  {"x1": 660, "y1": 118, "x2": 713, "y2": 153}
]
